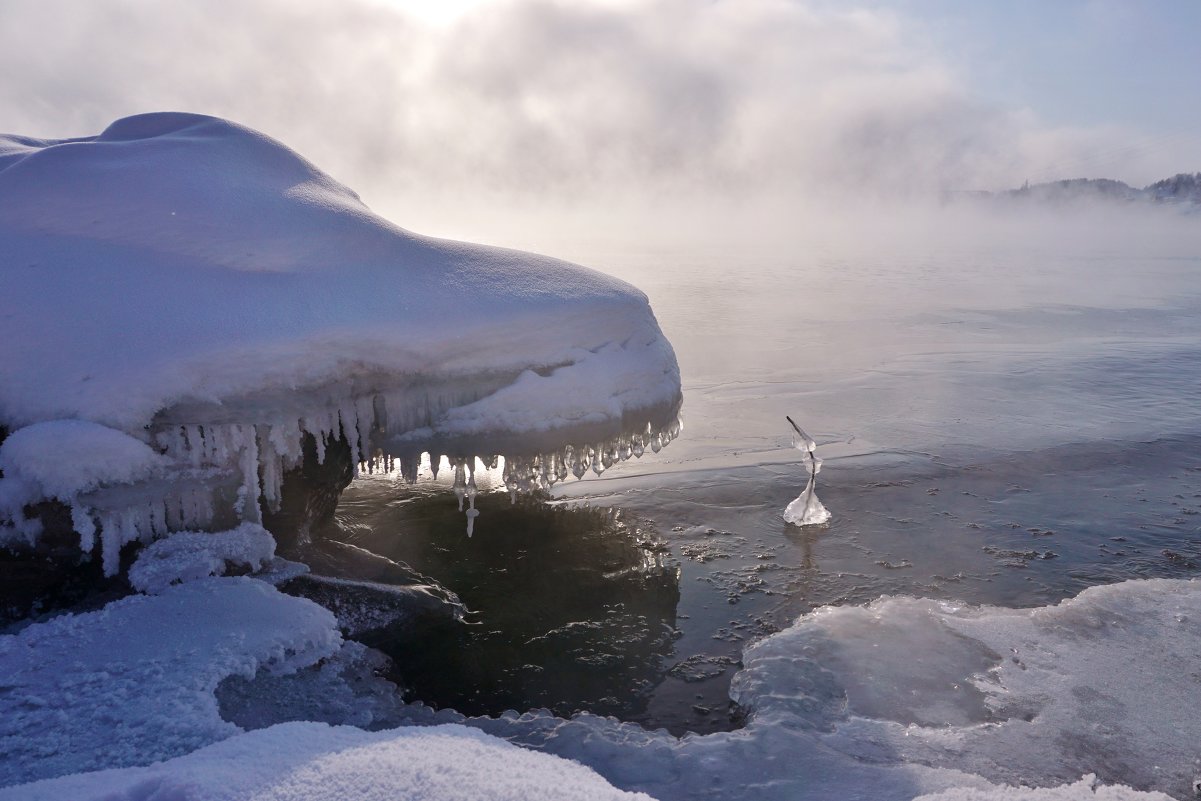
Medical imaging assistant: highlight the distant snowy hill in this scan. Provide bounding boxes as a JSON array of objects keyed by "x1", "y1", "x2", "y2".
[{"x1": 955, "y1": 172, "x2": 1201, "y2": 210}]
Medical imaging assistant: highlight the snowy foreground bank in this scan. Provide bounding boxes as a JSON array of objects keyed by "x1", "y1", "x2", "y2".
[{"x1": 1, "y1": 574, "x2": 1196, "y2": 800}]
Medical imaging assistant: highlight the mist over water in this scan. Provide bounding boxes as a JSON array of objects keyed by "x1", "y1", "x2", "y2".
[{"x1": 326, "y1": 203, "x2": 1201, "y2": 735}]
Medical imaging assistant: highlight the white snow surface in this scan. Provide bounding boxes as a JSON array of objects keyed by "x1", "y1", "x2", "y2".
[
  {"x1": 0, "y1": 420, "x2": 167, "y2": 499},
  {"x1": 128, "y1": 522, "x2": 277, "y2": 594},
  {"x1": 0, "y1": 722, "x2": 653, "y2": 801},
  {"x1": 0, "y1": 112, "x2": 680, "y2": 436},
  {"x1": 0, "y1": 577, "x2": 341, "y2": 787}
]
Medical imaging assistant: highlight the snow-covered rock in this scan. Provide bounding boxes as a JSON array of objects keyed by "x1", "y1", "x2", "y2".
[{"x1": 0, "y1": 112, "x2": 681, "y2": 564}]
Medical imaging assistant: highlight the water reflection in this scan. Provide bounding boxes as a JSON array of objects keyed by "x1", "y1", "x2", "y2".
[{"x1": 324, "y1": 488, "x2": 683, "y2": 726}]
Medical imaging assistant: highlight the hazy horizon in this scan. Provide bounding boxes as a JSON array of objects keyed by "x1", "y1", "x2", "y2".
[{"x1": 5, "y1": 2, "x2": 1199, "y2": 221}]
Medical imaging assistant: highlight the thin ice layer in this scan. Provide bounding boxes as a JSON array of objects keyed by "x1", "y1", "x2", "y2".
[
  {"x1": 0, "y1": 722, "x2": 655, "y2": 801},
  {"x1": 0, "y1": 577, "x2": 341, "y2": 787},
  {"x1": 0, "y1": 112, "x2": 680, "y2": 434}
]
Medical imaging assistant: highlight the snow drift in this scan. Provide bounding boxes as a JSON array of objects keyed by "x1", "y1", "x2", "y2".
[{"x1": 0, "y1": 112, "x2": 681, "y2": 565}]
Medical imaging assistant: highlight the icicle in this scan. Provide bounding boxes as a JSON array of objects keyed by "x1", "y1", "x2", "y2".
[
  {"x1": 465, "y1": 493, "x2": 479, "y2": 537},
  {"x1": 397, "y1": 451, "x2": 420, "y2": 484},
  {"x1": 601, "y1": 444, "x2": 615, "y2": 470},
  {"x1": 71, "y1": 504, "x2": 96, "y2": 554},
  {"x1": 313, "y1": 422, "x2": 327, "y2": 465},
  {"x1": 341, "y1": 402, "x2": 363, "y2": 475},
  {"x1": 632, "y1": 434, "x2": 645, "y2": 458},
  {"x1": 372, "y1": 394, "x2": 388, "y2": 434},
  {"x1": 149, "y1": 500, "x2": 167, "y2": 537},
  {"x1": 466, "y1": 461, "x2": 478, "y2": 504},
  {"x1": 182, "y1": 426, "x2": 202, "y2": 467},
  {"x1": 453, "y1": 460, "x2": 467, "y2": 512},
  {"x1": 430, "y1": 454, "x2": 442, "y2": 480},
  {"x1": 100, "y1": 514, "x2": 120, "y2": 576},
  {"x1": 165, "y1": 493, "x2": 182, "y2": 530},
  {"x1": 235, "y1": 425, "x2": 262, "y2": 524}
]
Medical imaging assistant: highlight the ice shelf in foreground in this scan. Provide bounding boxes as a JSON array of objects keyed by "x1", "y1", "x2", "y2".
[
  {"x1": 2, "y1": 577, "x2": 1193, "y2": 799},
  {"x1": 0, "y1": 112, "x2": 681, "y2": 563}
]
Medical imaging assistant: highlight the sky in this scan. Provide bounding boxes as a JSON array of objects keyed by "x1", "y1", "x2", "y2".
[{"x1": 1, "y1": 0, "x2": 1198, "y2": 241}]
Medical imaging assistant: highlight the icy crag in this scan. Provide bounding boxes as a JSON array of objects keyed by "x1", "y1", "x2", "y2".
[{"x1": 0, "y1": 112, "x2": 681, "y2": 567}]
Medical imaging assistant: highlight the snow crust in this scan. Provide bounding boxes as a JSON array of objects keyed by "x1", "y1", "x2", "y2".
[
  {"x1": 1, "y1": 722, "x2": 653, "y2": 801},
  {"x1": 128, "y1": 522, "x2": 277, "y2": 594},
  {"x1": 0, "y1": 577, "x2": 341, "y2": 786}
]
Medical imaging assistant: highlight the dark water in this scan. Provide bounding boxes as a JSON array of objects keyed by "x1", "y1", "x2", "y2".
[{"x1": 323, "y1": 246, "x2": 1201, "y2": 735}]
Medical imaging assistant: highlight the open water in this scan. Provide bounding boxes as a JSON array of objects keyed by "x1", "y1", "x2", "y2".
[{"x1": 327, "y1": 235, "x2": 1201, "y2": 735}]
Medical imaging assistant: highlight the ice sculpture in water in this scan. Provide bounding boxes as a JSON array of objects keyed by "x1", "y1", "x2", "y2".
[
  {"x1": 782, "y1": 416, "x2": 830, "y2": 526},
  {"x1": 0, "y1": 112, "x2": 681, "y2": 568}
]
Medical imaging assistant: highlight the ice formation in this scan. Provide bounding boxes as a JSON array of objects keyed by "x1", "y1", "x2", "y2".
[
  {"x1": 1, "y1": 572, "x2": 1196, "y2": 799},
  {"x1": 0, "y1": 112, "x2": 681, "y2": 560},
  {"x1": 437, "y1": 578, "x2": 1199, "y2": 801},
  {"x1": 0, "y1": 577, "x2": 341, "y2": 786},
  {"x1": 782, "y1": 416, "x2": 830, "y2": 525}
]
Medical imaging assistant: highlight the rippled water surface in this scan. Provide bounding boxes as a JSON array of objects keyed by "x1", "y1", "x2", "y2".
[{"x1": 331, "y1": 244, "x2": 1201, "y2": 734}]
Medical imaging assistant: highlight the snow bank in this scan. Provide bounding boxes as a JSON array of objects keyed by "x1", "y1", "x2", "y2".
[
  {"x1": 0, "y1": 577, "x2": 340, "y2": 786},
  {"x1": 0, "y1": 111, "x2": 680, "y2": 553},
  {"x1": 0, "y1": 722, "x2": 653, "y2": 801},
  {"x1": 128, "y1": 522, "x2": 277, "y2": 593}
]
